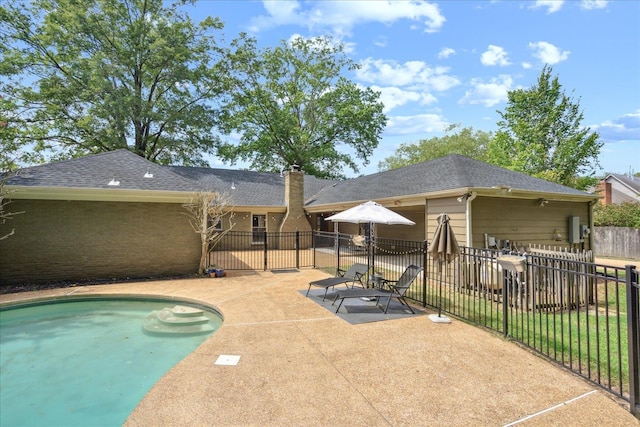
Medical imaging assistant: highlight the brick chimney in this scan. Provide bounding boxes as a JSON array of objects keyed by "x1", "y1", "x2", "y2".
[
  {"x1": 597, "y1": 180, "x2": 612, "y2": 205},
  {"x1": 279, "y1": 165, "x2": 311, "y2": 236}
]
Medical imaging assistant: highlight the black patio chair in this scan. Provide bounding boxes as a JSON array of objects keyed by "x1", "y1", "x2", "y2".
[
  {"x1": 332, "y1": 264, "x2": 423, "y2": 314},
  {"x1": 306, "y1": 263, "x2": 370, "y2": 301}
]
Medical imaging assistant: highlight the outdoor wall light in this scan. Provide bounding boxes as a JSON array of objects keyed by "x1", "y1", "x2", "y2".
[{"x1": 539, "y1": 198, "x2": 549, "y2": 207}]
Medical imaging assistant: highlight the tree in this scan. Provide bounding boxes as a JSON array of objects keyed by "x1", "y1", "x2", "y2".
[
  {"x1": 0, "y1": 171, "x2": 24, "y2": 241},
  {"x1": 486, "y1": 65, "x2": 602, "y2": 189},
  {"x1": 378, "y1": 124, "x2": 492, "y2": 171},
  {"x1": 0, "y1": 0, "x2": 238, "y2": 166},
  {"x1": 215, "y1": 37, "x2": 387, "y2": 179},
  {"x1": 182, "y1": 191, "x2": 236, "y2": 275}
]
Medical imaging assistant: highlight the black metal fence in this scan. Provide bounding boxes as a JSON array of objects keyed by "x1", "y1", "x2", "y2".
[
  {"x1": 209, "y1": 231, "x2": 314, "y2": 271},
  {"x1": 315, "y1": 231, "x2": 639, "y2": 416},
  {"x1": 209, "y1": 230, "x2": 639, "y2": 416}
]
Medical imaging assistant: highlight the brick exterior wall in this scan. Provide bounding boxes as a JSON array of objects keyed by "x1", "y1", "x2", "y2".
[{"x1": 0, "y1": 199, "x2": 200, "y2": 287}]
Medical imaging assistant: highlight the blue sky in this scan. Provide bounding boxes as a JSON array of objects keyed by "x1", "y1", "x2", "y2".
[{"x1": 187, "y1": 0, "x2": 640, "y2": 178}]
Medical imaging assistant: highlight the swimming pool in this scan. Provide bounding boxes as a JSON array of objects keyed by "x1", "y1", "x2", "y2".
[{"x1": 0, "y1": 296, "x2": 223, "y2": 426}]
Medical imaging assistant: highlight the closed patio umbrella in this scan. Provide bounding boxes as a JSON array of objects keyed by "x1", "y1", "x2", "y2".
[
  {"x1": 427, "y1": 213, "x2": 459, "y2": 322},
  {"x1": 428, "y1": 213, "x2": 460, "y2": 263}
]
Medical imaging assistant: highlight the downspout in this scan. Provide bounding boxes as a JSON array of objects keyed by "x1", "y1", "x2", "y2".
[
  {"x1": 465, "y1": 192, "x2": 478, "y2": 247},
  {"x1": 588, "y1": 199, "x2": 598, "y2": 255}
]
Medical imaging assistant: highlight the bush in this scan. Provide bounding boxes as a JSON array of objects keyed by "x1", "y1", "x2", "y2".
[{"x1": 593, "y1": 202, "x2": 640, "y2": 227}]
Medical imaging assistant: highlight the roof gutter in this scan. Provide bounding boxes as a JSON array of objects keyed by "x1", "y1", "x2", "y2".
[{"x1": 5, "y1": 186, "x2": 196, "y2": 204}]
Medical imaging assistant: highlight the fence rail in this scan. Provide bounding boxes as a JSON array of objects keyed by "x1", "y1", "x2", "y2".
[
  {"x1": 209, "y1": 230, "x2": 639, "y2": 416},
  {"x1": 209, "y1": 231, "x2": 314, "y2": 271}
]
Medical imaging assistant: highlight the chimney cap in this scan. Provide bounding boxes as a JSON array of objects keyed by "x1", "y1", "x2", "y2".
[{"x1": 291, "y1": 164, "x2": 301, "y2": 171}]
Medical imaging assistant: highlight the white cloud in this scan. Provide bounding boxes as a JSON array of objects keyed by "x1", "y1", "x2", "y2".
[
  {"x1": 581, "y1": 1, "x2": 608, "y2": 10},
  {"x1": 481, "y1": 45, "x2": 511, "y2": 66},
  {"x1": 521, "y1": 62, "x2": 532, "y2": 69},
  {"x1": 385, "y1": 113, "x2": 450, "y2": 135},
  {"x1": 591, "y1": 110, "x2": 640, "y2": 142},
  {"x1": 374, "y1": 36, "x2": 387, "y2": 48},
  {"x1": 356, "y1": 58, "x2": 460, "y2": 91},
  {"x1": 459, "y1": 75, "x2": 513, "y2": 107},
  {"x1": 371, "y1": 85, "x2": 437, "y2": 113},
  {"x1": 529, "y1": 41, "x2": 570, "y2": 64},
  {"x1": 532, "y1": 1, "x2": 564, "y2": 14},
  {"x1": 438, "y1": 47, "x2": 456, "y2": 59},
  {"x1": 250, "y1": 0, "x2": 446, "y2": 35},
  {"x1": 251, "y1": 0, "x2": 301, "y2": 31}
]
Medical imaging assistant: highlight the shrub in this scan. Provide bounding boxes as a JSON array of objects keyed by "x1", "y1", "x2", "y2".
[{"x1": 593, "y1": 202, "x2": 640, "y2": 228}]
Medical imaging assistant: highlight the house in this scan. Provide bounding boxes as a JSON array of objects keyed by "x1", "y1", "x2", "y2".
[
  {"x1": 596, "y1": 173, "x2": 640, "y2": 204},
  {"x1": 0, "y1": 150, "x2": 598, "y2": 286}
]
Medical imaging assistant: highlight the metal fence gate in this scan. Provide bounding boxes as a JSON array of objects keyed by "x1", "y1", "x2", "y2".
[{"x1": 209, "y1": 231, "x2": 314, "y2": 271}]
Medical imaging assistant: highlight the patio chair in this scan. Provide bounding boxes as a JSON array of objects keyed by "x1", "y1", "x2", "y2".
[
  {"x1": 306, "y1": 263, "x2": 370, "y2": 301},
  {"x1": 332, "y1": 264, "x2": 423, "y2": 314}
]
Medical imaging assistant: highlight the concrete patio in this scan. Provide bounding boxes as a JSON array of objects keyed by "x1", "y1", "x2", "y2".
[{"x1": 1, "y1": 269, "x2": 637, "y2": 426}]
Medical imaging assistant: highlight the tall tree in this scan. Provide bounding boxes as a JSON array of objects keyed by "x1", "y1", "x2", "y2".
[
  {"x1": 486, "y1": 65, "x2": 602, "y2": 189},
  {"x1": 216, "y1": 37, "x2": 387, "y2": 179},
  {"x1": 0, "y1": 0, "x2": 238, "y2": 166},
  {"x1": 378, "y1": 124, "x2": 492, "y2": 171}
]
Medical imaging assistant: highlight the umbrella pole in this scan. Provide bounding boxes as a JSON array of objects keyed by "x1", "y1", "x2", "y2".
[
  {"x1": 438, "y1": 261, "x2": 443, "y2": 317},
  {"x1": 370, "y1": 222, "x2": 375, "y2": 286},
  {"x1": 429, "y1": 260, "x2": 451, "y2": 323},
  {"x1": 335, "y1": 224, "x2": 340, "y2": 273}
]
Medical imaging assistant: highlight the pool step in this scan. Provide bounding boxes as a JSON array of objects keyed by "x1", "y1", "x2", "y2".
[
  {"x1": 157, "y1": 307, "x2": 209, "y2": 325},
  {"x1": 169, "y1": 305, "x2": 205, "y2": 318},
  {"x1": 143, "y1": 305, "x2": 215, "y2": 335}
]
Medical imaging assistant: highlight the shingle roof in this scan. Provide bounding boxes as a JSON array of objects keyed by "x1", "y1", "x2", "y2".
[
  {"x1": 5, "y1": 151, "x2": 593, "y2": 206},
  {"x1": 167, "y1": 166, "x2": 335, "y2": 206},
  {"x1": 5, "y1": 149, "x2": 197, "y2": 192},
  {"x1": 5, "y1": 149, "x2": 336, "y2": 206},
  {"x1": 606, "y1": 173, "x2": 640, "y2": 194},
  {"x1": 306, "y1": 154, "x2": 591, "y2": 205}
]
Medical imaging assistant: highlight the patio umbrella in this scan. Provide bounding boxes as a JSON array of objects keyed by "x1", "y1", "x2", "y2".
[
  {"x1": 325, "y1": 201, "x2": 415, "y2": 226},
  {"x1": 428, "y1": 213, "x2": 460, "y2": 264},
  {"x1": 326, "y1": 201, "x2": 415, "y2": 283},
  {"x1": 427, "y1": 213, "x2": 460, "y2": 322}
]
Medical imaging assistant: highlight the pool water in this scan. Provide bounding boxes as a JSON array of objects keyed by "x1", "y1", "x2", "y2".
[{"x1": 0, "y1": 298, "x2": 223, "y2": 427}]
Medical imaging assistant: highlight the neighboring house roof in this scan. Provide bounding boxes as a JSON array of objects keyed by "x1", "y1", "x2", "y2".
[
  {"x1": 306, "y1": 154, "x2": 592, "y2": 206},
  {"x1": 605, "y1": 173, "x2": 640, "y2": 196}
]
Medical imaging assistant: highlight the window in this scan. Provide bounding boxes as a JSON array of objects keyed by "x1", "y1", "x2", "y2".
[
  {"x1": 252, "y1": 215, "x2": 266, "y2": 243},
  {"x1": 208, "y1": 217, "x2": 222, "y2": 231}
]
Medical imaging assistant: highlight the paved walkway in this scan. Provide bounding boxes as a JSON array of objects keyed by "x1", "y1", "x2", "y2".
[
  {"x1": 1, "y1": 269, "x2": 638, "y2": 426},
  {"x1": 595, "y1": 257, "x2": 639, "y2": 269}
]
